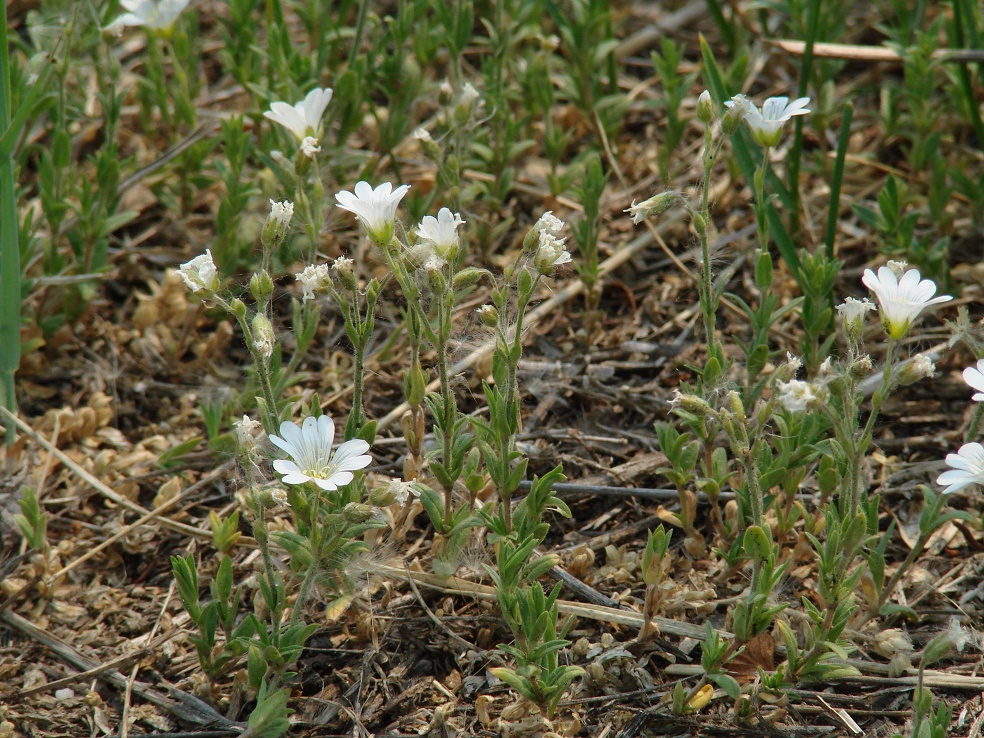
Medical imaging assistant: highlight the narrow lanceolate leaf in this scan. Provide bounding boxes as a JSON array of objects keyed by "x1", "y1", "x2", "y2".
[{"x1": 0, "y1": 2, "x2": 21, "y2": 443}]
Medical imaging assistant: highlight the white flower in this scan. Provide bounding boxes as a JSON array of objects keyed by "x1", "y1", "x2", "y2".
[
  {"x1": 937, "y1": 442, "x2": 984, "y2": 495},
  {"x1": 264, "y1": 87, "x2": 333, "y2": 142},
  {"x1": 777, "y1": 379, "x2": 816, "y2": 412},
  {"x1": 335, "y1": 181, "x2": 411, "y2": 246},
  {"x1": 724, "y1": 95, "x2": 811, "y2": 147},
  {"x1": 413, "y1": 127, "x2": 434, "y2": 143},
  {"x1": 270, "y1": 415, "x2": 372, "y2": 491},
  {"x1": 178, "y1": 249, "x2": 219, "y2": 293},
  {"x1": 534, "y1": 231, "x2": 572, "y2": 275},
  {"x1": 271, "y1": 488, "x2": 290, "y2": 507},
  {"x1": 861, "y1": 266, "x2": 952, "y2": 339},
  {"x1": 296, "y1": 264, "x2": 331, "y2": 301},
  {"x1": 963, "y1": 359, "x2": 984, "y2": 401},
  {"x1": 117, "y1": 0, "x2": 189, "y2": 30},
  {"x1": 818, "y1": 356, "x2": 834, "y2": 376},
  {"x1": 417, "y1": 208, "x2": 465, "y2": 259},
  {"x1": 300, "y1": 136, "x2": 321, "y2": 157},
  {"x1": 424, "y1": 254, "x2": 447, "y2": 272}
]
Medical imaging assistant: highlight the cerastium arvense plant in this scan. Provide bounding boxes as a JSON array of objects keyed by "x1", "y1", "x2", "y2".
[{"x1": 630, "y1": 81, "x2": 974, "y2": 715}]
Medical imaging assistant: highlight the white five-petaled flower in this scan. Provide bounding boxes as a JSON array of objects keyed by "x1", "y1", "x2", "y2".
[
  {"x1": 861, "y1": 266, "x2": 952, "y2": 340},
  {"x1": 963, "y1": 359, "x2": 984, "y2": 401},
  {"x1": 270, "y1": 416, "x2": 372, "y2": 491},
  {"x1": 264, "y1": 88, "x2": 334, "y2": 142},
  {"x1": 269, "y1": 199, "x2": 293, "y2": 226},
  {"x1": 296, "y1": 264, "x2": 332, "y2": 301},
  {"x1": 417, "y1": 208, "x2": 465, "y2": 259},
  {"x1": 335, "y1": 181, "x2": 411, "y2": 247},
  {"x1": 178, "y1": 249, "x2": 219, "y2": 294},
  {"x1": 117, "y1": 0, "x2": 190, "y2": 30},
  {"x1": 937, "y1": 442, "x2": 984, "y2": 495},
  {"x1": 724, "y1": 95, "x2": 811, "y2": 148},
  {"x1": 777, "y1": 379, "x2": 816, "y2": 412},
  {"x1": 534, "y1": 231, "x2": 572, "y2": 275}
]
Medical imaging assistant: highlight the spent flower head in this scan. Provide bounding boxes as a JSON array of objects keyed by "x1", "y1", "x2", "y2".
[
  {"x1": 534, "y1": 231, "x2": 572, "y2": 276},
  {"x1": 117, "y1": 0, "x2": 189, "y2": 31},
  {"x1": 270, "y1": 415, "x2": 372, "y2": 491},
  {"x1": 300, "y1": 136, "x2": 321, "y2": 158},
  {"x1": 416, "y1": 208, "x2": 465, "y2": 260},
  {"x1": 896, "y1": 354, "x2": 935, "y2": 386},
  {"x1": 963, "y1": 359, "x2": 984, "y2": 401},
  {"x1": 625, "y1": 191, "x2": 681, "y2": 225},
  {"x1": 777, "y1": 379, "x2": 816, "y2": 412},
  {"x1": 861, "y1": 266, "x2": 952, "y2": 340},
  {"x1": 724, "y1": 95, "x2": 811, "y2": 147},
  {"x1": 837, "y1": 296, "x2": 877, "y2": 339},
  {"x1": 264, "y1": 88, "x2": 333, "y2": 142},
  {"x1": 335, "y1": 181, "x2": 411, "y2": 247},
  {"x1": 178, "y1": 249, "x2": 219, "y2": 294},
  {"x1": 296, "y1": 264, "x2": 332, "y2": 302},
  {"x1": 937, "y1": 442, "x2": 984, "y2": 495}
]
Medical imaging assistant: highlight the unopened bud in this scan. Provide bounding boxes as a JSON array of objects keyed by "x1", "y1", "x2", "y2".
[
  {"x1": 249, "y1": 270, "x2": 274, "y2": 302},
  {"x1": 414, "y1": 128, "x2": 440, "y2": 159},
  {"x1": 332, "y1": 256, "x2": 357, "y2": 290},
  {"x1": 625, "y1": 191, "x2": 682, "y2": 225},
  {"x1": 697, "y1": 90, "x2": 714, "y2": 124},
  {"x1": 671, "y1": 390, "x2": 710, "y2": 416},
  {"x1": 477, "y1": 304, "x2": 499, "y2": 328},
  {"x1": 261, "y1": 200, "x2": 293, "y2": 249}
]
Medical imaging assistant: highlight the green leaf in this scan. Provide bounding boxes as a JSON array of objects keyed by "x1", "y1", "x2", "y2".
[{"x1": 708, "y1": 672, "x2": 742, "y2": 699}]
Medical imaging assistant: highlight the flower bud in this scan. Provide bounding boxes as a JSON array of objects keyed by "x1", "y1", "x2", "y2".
[
  {"x1": 229, "y1": 298, "x2": 247, "y2": 320},
  {"x1": 743, "y1": 524, "x2": 772, "y2": 563},
  {"x1": 453, "y1": 267, "x2": 485, "y2": 290},
  {"x1": 425, "y1": 256, "x2": 448, "y2": 293},
  {"x1": 250, "y1": 269, "x2": 275, "y2": 302},
  {"x1": 342, "y1": 503, "x2": 374, "y2": 524},
  {"x1": 477, "y1": 305, "x2": 499, "y2": 328},
  {"x1": 413, "y1": 128, "x2": 440, "y2": 159},
  {"x1": 697, "y1": 90, "x2": 714, "y2": 124},
  {"x1": 438, "y1": 79, "x2": 454, "y2": 106}
]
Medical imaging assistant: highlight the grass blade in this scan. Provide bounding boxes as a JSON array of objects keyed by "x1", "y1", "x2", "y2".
[
  {"x1": 787, "y1": 0, "x2": 822, "y2": 236},
  {"x1": 824, "y1": 103, "x2": 853, "y2": 259},
  {"x1": 0, "y1": 2, "x2": 21, "y2": 443}
]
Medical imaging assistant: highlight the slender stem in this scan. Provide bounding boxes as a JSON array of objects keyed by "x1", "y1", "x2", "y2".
[
  {"x1": 697, "y1": 135, "x2": 726, "y2": 361},
  {"x1": 878, "y1": 493, "x2": 945, "y2": 608}
]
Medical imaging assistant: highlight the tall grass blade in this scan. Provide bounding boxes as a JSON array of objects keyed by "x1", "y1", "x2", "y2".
[
  {"x1": 0, "y1": 3, "x2": 20, "y2": 444},
  {"x1": 824, "y1": 103, "x2": 853, "y2": 259},
  {"x1": 787, "y1": 0, "x2": 822, "y2": 236}
]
